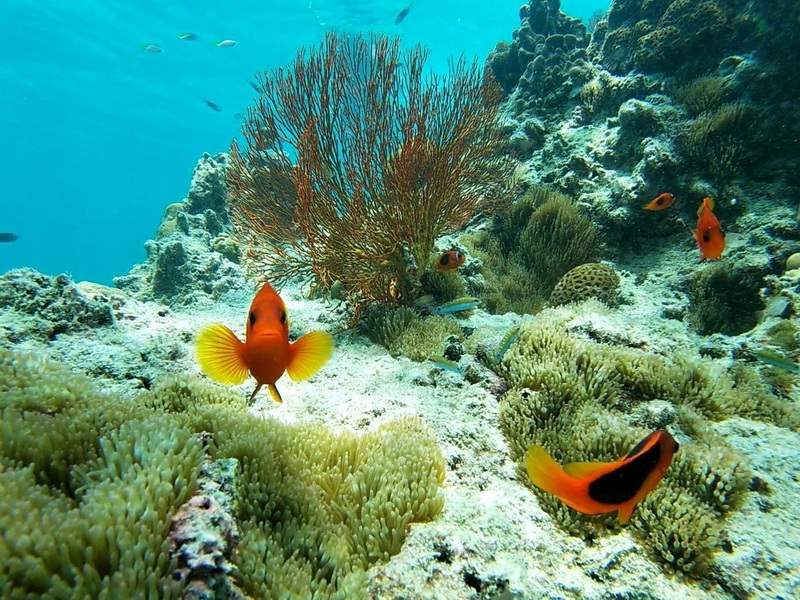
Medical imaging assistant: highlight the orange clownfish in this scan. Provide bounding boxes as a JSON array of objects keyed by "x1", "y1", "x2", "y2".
[
  {"x1": 436, "y1": 250, "x2": 466, "y2": 272},
  {"x1": 694, "y1": 197, "x2": 725, "y2": 261},
  {"x1": 196, "y1": 280, "x2": 333, "y2": 403},
  {"x1": 642, "y1": 192, "x2": 676, "y2": 211},
  {"x1": 526, "y1": 429, "x2": 679, "y2": 524}
]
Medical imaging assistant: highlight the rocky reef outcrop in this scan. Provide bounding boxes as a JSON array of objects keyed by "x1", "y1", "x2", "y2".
[
  {"x1": 488, "y1": 0, "x2": 800, "y2": 337},
  {"x1": 114, "y1": 152, "x2": 248, "y2": 309}
]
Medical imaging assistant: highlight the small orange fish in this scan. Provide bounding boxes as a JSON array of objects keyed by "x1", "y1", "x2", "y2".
[
  {"x1": 196, "y1": 280, "x2": 333, "y2": 403},
  {"x1": 436, "y1": 250, "x2": 466, "y2": 272},
  {"x1": 694, "y1": 197, "x2": 725, "y2": 261},
  {"x1": 526, "y1": 429, "x2": 679, "y2": 524},
  {"x1": 642, "y1": 192, "x2": 676, "y2": 211}
]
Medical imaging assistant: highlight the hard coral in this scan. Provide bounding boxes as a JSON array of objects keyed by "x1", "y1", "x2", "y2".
[{"x1": 549, "y1": 262, "x2": 621, "y2": 307}]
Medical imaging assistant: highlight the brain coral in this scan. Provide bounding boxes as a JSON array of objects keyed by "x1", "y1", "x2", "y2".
[{"x1": 549, "y1": 262, "x2": 620, "y2": 307}]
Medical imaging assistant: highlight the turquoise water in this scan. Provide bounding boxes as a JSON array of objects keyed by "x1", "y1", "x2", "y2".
[{"x1": 0, "y1": 0, "x2": 607, "y2": 284}]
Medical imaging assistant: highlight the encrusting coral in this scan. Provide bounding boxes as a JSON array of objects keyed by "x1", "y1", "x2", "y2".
[
  {"x1": 494, "y1": 307, "x2": 794, "y2": 575},
  {"x1": 1, "y1": 351, "x2": 447, "y2": 599}
]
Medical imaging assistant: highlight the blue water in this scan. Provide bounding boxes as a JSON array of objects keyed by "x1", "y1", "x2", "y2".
[{"x1": 0, "y1": 0, "x2": 607, "y2": 285}]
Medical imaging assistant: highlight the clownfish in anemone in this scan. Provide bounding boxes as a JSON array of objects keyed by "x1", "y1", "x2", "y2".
[
  {"x1": 642, "y1": 192, "x2": 676, "y2": 211},
  {"x1": 526, "y1": 429, "x2": 679, "y2": 524},
  {"x1": 694, "y1": 197, "x2": 725, "y2": 261},
  {"x1": 436, "y1": 250, "x2": 466, "y2": 272},
  {"x1": 196, "y1": 280, "x2": 333, "y2": 403}
]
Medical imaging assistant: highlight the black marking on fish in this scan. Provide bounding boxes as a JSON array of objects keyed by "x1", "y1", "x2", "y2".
[{"x1": 588, "y1": 440, "x2": 662, "y2": 505}]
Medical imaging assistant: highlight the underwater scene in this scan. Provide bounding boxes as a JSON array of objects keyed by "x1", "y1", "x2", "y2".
[{"x1": 2, "y1": 0, "x2": 800, "y2": 598}]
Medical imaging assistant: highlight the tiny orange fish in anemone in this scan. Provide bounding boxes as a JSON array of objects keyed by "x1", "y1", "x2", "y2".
[
  {"x1": 196, "y1": 280, "x2": 333, "y2": 403},
  {"x1": 436, "y1": 250, "x2": 466, "y2": 272},
  {"x1": 642, "y1": 192, "x2": 676, "y2": 211},
  {"x1": 694, "y1": 197, "x2": 725, "y2": 261},
  {"x1": 526, "y1": 429, "x2": 679, "y2": 524}
]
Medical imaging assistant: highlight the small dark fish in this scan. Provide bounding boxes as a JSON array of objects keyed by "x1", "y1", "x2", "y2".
[
  {"x1": 0, "y1": 232, "x2": 18, "y2": 243},
  {"x1": 178, "y1": 32, "x2": 198, "y2": 41},
  {"x1": 395, "y1": 3, "x2": 412, "y2": 25},
  {"x1": 233, "y1": 112, "x2": 245, "y2": 120},
  {"x1": 249, "y1": 81, "x2": 260, "y2": 93},
  {"x1": 204, "y1": 100, "x2": 222, "y2": 112}
]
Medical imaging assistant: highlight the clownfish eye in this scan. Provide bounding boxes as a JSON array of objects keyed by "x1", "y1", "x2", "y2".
[
  {"x1": 248, "y1": 312, "x2": 257, "y2": 326},
  {"x1": 280, "y1": 311, "x2": 287, "y2": 324}
]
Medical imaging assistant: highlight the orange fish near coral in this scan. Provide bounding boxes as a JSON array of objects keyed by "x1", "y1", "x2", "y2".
[
  {"x1": 642, "y1": 192, "x2": 676, "y2": 211},
  {"x1": 694, "y1": 197, "x2": 725, "y2": 261},
  {"x1": 436, "y1": 250, "x2": 466, "y2": 272},
  {"x1": 526, "y1": 429, "x2": 679, "y2": 524},
  {"x1": 196, "y1": 280, "x2": 333, "y2": 403}
]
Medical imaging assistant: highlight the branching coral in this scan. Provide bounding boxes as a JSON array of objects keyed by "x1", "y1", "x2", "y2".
[
  {"x1": 494, "y1": 308, "x2": 789, "y2": 574},
  {"x1": 228, "y1": 32, "x2": 514, "y2": 320}
]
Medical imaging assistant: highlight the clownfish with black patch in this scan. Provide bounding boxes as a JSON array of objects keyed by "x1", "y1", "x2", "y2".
[
  {"x1": 436, "y1": 250, "x2": 466, "y2": 272},
  {"x1": 525, "y1": 429, "x2": 679, "y2": 524},
  {"x1": 196, "y1": 280, "x2": 333, "y2": 403},
  {"x1": 694, "y1": 197, "x2": 725, "y2": 261},
  {"x1": 642, "y1": 192, "x2": 676, "y2": 211}
]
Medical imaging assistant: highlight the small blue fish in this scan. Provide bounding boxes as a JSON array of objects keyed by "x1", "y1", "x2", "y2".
[
  {"x1": 431, "y1": 297, "x2": 479, "y2": 315},
  {"x1": 0, "y1": 233, "x2": 18, "y2": 243},
  {"x1": 214, "y1": 39, "x2": 238, "y2": 48},
  {"x1": 395, "y1": 4, "x2": 413, "y2": 25},
  {"x1": 178, "y1": 32, "x2": 198, "y2": 41},
  {"x1": 495, "y1": 325, "x2": 520, "y2": 363},
  {"x1": 428, "y1": 356, "x2": 464, "y2": 375},
  {"x1": 142, "y1": 44, "x2": 163, "y2": 54},
  {"x1": 752, "y1": 349, "x2": 799, "y2": 372},
  {"x1": 204, "y1": 99, "x2": 222, "y2": 112},
  {"x1": 233, "y1": 112, "x2": 245, "y2": 120}
]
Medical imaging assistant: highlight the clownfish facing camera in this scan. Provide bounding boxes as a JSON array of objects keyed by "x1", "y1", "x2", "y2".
[
  {"x1": 694, "y1": 197, "x2": 725, "y2": 261},
  {"x1": 526, "y1": 429, "x2": 679, "y2": 524},
  {"x1": 196, "y1": 280, "x2": 333, "y2": 403},
  {"x1": 436, "y1": 250, "x2": 466, "y2": 272}
]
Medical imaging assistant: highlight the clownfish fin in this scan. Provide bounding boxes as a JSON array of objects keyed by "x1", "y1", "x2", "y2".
[
  {"x1": 617, "y1": 502, "x2": 636, "y2": 525},
  {"x1": 286, "y1": 330, "x2": 334, "y2": 381},
  {"x1": 267, "y1": 384, "x2": 283, "y2": 404},
  {"x1": 526, "y1": 446, "x2": 573, "y2": 496},
  {"x1": 563, "y1": 460, "x2": 618, "y2": 480},
  {"x1": 248, "y1": 383, "x2": 264, "y2": 404},
  {"x1": 196, "y1": 323, "x2": 249, "y2": 385}
]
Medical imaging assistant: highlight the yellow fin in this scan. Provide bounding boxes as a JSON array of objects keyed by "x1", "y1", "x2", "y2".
[
  {"x1": 286, "y1": 330, "x2": 333, "y2": 381},
  {"x1": 268, "y1": 384, "x2": 283, "y2": 404},
  {"x1": 562, "y1": 460, "x2": 618, "y2": 479},
  {"x1": 196, "y1": 323, "x2": 249, "y2": 385},
  {"x1": 525, "y1": 445, "x2": 569, "y2": 494}
]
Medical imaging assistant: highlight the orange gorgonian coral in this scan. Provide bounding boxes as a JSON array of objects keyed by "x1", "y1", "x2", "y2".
[{"x1": 228, "y1": 32, "x2": 513, "y2": 320}]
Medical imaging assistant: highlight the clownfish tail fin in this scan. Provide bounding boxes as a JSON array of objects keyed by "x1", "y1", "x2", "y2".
[
  {"x1": 526, "y1": 445, "x2": 573, "y2": 497},
  {"x1": 196, "y1": 323, "x2": 249, "y2": 385},
  {"x1": 286, "y1": 330, "x2": 334, "y2": 381}
]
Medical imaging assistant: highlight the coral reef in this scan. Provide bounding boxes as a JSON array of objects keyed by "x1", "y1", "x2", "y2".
[
  {"x1": 0, "y1": 352, "x2": 446, "y2": 599},
  {"x1": 0, "y1": 269, "x2": 114, "y2": 345},
  {"x1": 228, "y1": 32, "x2": 513, "y2": 319},
  {"x1": 464, "y1": 186, "x2": 602, "y2": 314},
  {"x1": 549, "y1": 262, "x2": 621, "y2": 307},
  {"x1": 494, "y1": 308, "x2": 796, "y2": 574},
  {"x1": 685, "y1": 263, "x2": 765, "y2": 336},
  {"x1": 114, "y1": 152, "x2": 247, "y2": 309}
]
